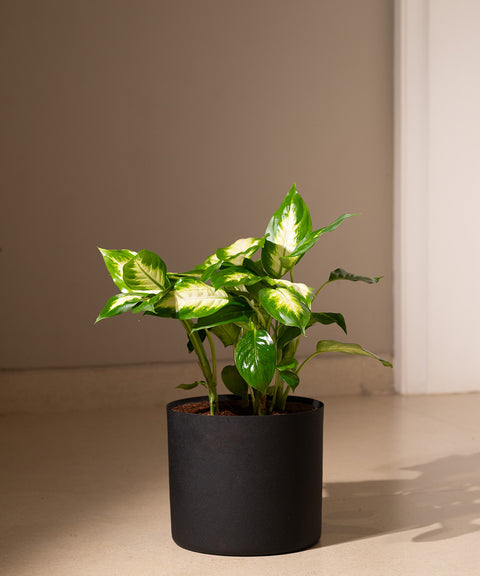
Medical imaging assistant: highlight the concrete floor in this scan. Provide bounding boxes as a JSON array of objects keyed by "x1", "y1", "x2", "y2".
[{"x1": 1, "y1": 394, "x2": 479, "y2": 575}]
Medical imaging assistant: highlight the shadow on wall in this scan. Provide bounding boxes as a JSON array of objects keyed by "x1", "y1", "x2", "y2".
[{"x1": 321, "y1": 453, "x2": 480, "y2": 547}]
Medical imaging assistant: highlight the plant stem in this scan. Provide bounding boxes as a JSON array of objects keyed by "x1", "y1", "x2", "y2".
[
  {"x1": 181, "y1": 320, "x2": 218, "y2": 414},
  {"x1": 313, "y1": 280, "x2": 330, "y2": 301},
  {"x1": 205, "y1": 330, "x2": 217, "y2": 386},
  {"x1": 296, "y1": 351, "x2": 319, "y2": 374}
]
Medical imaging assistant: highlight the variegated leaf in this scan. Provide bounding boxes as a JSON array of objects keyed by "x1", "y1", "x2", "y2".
[
  {"x1": 123, "y1": 250, "x2": 169, "y2": 293},
  {"x1": 216, "y1": 236, "x2": 266, "y2": 265},
  {"x1": 264, "y1": 278, "x2": 314, "y2": 306},
  {"x1": 315, "y1": 340, "x2": 392, "y2": 367},
  {"x1": 196, "y1": 238, "x2": 265, "y2": 280},
  {"x1": 280, "y1": 213, "x2": 356, "y2": 268},
  {"x1": 261, "y1": 184, "x2": 312, "y2": 278},
  {"x1": 95, "y1": 292, "x2": 144, "y2": 323},
  {"x1": 234, "y1": 329, "x2": 276, "y2": 394},
  {"x1": 210, "y1": 266, "x2": 263, "y2": 289},
  {"x1": 200, "y1": 261, "x2": 223, "y2": 282},
  {"x1": 153, "y1": 278, "x2": 230, "y2": 320},
  {"x1": 130, "y1": 292, "x2": 165, "y2": 314},
  {"x1": 98, "y1": 248, "x2": 137, "y2": 293},
  {"x1": 195, "y1": 253, "x2": 221, "y2": 272},
  {"x1": 259, "y1": 286, "x2": 310, "y2": 331}
]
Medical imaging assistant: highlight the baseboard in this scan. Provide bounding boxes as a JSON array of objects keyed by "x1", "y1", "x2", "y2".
[{"x1": 0, "y1": 355, "x2": 394, "y2": 413}]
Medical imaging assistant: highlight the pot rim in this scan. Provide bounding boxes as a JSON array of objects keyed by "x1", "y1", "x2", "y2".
[{"x1": 167, "y1": 393, "x2": 323, "y2": 417}]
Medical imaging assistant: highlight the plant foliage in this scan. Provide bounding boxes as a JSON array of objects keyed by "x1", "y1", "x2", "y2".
[{"x1": 96, "y1": 184, "x2": 391, "y2": 414}]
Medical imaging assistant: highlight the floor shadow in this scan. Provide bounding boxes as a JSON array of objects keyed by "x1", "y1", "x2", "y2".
[{"x1": 320, "y1": 453, "x2": 480, "y2": 547}]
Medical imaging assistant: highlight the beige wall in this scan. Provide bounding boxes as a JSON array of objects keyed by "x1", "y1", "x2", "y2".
[{"x1": 0, "y1": 0, "x2": 393, "y2": 369}]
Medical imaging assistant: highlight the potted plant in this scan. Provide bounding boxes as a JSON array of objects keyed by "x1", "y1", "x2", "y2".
[{"x1": 96, "y1": 184, "x2": 391, "y2": 556}]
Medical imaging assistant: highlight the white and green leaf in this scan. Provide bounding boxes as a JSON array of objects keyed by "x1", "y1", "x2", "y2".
[
  {"x1": 95, "y1": 292, "x2": 145, "y2": 323},
  {"x1": 153, "y1": 278, "x2": 230, "y2": 320},
  {"x1": 259, "y1": 286, "x2": 311, "y2": 331},
  {"x1": 216, "y1": 237, "x2": 265, "y2": 265},
  {"x1": 234, "y1": 328, "x2": 276, "y2": 394},
  {"x1": 196, "y1": 238, "x2": 265, "y2": 280},
  {"x1": 200, "y1": 260, "x2": 223, "y2": 282},
  {"x1": 261, "y1": 184, "x2": 312, "y2": 278},
  {"x1": 98, "y1": 248, "x2": 137, "y2": 293},
  {"x1": 280, "y1": 213, "x2": 356, "y2": 267},
  {"x1": 264, "y1": 278, "x2": 314, "y2": 306},
  {"x1": 123, "y1": 250, "x2": 169, "y2": 293},
  {"x1": 210, "y1": 266, "x2": 263, "y2": 289},
  {"x1": 130, "y1": 292, "x2": 166, "y2": 314},
  {"x1": 315, "y1": 340, "x2": 392, "y2": 367}
]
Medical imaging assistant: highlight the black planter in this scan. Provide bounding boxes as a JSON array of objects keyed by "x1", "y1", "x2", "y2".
[{"x1": 166, "y1": 394, "x2": 324, "y2": 556}]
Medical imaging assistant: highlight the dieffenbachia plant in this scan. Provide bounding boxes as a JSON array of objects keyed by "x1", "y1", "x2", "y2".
[{"x1": 96, "y1": 184, "x2": 392, "y2": 415}]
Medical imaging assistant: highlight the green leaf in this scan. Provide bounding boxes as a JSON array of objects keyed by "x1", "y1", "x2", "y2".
[
  {"x1": 259, "y1": 286, "x2": 310, "y2": 331},
  {"x1": 200, "y1": 261, "x2": 223, "y2": 282},
  {"x1": 153, "y1": 278, "x2": 230, "y2": 319},
  {"x1": 123, "y1": 250, "x2": 169, "y2": 292},
  {"x1": 221, "y1": 365, "x2": 249, "y2": 400},
  {"x1": 234, "y1": 328, "x2": 276, "y2": 394},
  {"x1": 279, "y1": 370, "x2": 300, "y2": 390},
  {"x1": 242, "y1": 258, "x2": 266, "y2": 276},
  {"x1": 187, "y1": 329, "x2": 206, "y2": 353},
  {"x1": 310, "y1": 312, "x2": 347, "y2": 334},
  {"x1": 277, "y1": 312, "x2": 347, "y2": 349},
  {"x1": 281, "y1": 213, "x2": 356, "y2": 266},
  {"x1": 98, "y1": 248, "x2": 137, "y2": 292},
  {"x1": 192, "y1": 304, "x2": 252, "y2": 331},
  {"x1": 277, "y1": 325, "x2": 301, "y2": 350},
  {"x1": 177, "y1": 381, "x2": 206, "y2": 390},
  {"x1": 191, "y1": 303, "x2": 250, "y2": 347},
  {"x1": 315, "y1": 340, "x2": 392, "y2": 367},
  {"x1": 277, "y1": 358, "x2": 299, "y2": 372},
  {"x1": 95, "y1": 293, "x2": 144, "y2": 323},
  {"x1": 210, "y1": 266, "x2": 263, "y2": 289},
  {"x1": 328, "y1": 268, "x2": 382, "y2": 285},
  {"x1": 130, "y1": 293, "x2": 163, "y2": 314},
  {"x1": 210, "y1": 324, "x2": 242, "y2": 347},
  {"x1": 261, "y1": 184, "x2": 312, "y2": 278}
]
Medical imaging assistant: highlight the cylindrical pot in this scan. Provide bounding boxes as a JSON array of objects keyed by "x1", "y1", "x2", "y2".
[{"x1": 166, "y1": 394, "x2": 324, "y2": 556}]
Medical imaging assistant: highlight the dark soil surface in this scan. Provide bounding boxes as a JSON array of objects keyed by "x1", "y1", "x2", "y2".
[{"x1": 172, "y1": 398, "x2": 314, "y2": 416}]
